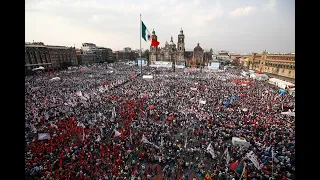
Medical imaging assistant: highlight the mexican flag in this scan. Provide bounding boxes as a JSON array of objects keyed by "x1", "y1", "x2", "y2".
[
  {"x1": 141, "y1": 20, "x2": 159, "y2": 46},
  {"x1": 141, "y1": 21, "x2": 151, "y2": 42}
]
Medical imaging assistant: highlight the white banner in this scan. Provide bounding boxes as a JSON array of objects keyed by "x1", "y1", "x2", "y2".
[
  {"x1": 142, "y1": 135, "x2": 160, "y2": 149},
  {"x1": 38, "y1": 133, "x2": 51, "y2": 140},
  {"x1": 199, "y1": 100, "x2": 206, "y2": 104},
  {"x1": 224, "y1": 148, "x2": 230, "y2": 164},
  {"x1": 206, "y1": 143, "x2": 215, "y2": 159},
  {"x1": 246, "y1": 151, "x2": 263, "y2": 170},
  {"x1": 114, "y1": 129, "x2": 121, "y2": 137}
]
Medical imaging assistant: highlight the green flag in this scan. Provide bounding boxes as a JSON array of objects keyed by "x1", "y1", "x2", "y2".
[{"x1": 141, "y1": 21, "x2": 151, "y2": 42}]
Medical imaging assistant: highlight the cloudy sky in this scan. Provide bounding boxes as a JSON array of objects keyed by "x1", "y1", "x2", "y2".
[{"x1": 26, "y1": 0, "x2": 294, "y2": 53}]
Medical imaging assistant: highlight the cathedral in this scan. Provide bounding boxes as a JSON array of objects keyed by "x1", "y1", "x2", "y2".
[{"x1": 149, "y1": 28, "x2": 185, "y2": 63}]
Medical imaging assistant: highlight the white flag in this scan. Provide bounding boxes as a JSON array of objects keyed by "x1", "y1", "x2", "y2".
[
  {"x1": 142, "y1": 135, "x2": 159, "y2": 149},
  {"x1": 161, "y1": 136, "x2": 164, "y2": 147},
  {"x1": 112, "y1": 107, "x2": 116, "y2": 119},
  {"x1": 30, "y1": 123, "x2": 37, "y2": 133},
  {"x1": 114, "y1": 129, "x2": 121, "y2": 137},
  {"x1": 206, "y1": 143, "x2": 215, "y2": 159},
  {"x1": 50, "y1": 122, "x2": 58, "y2": 129},
  {"x1": 77, "y1": 122, "x2": 85, "y2": 128},
  {"x1": 95, "y1": 135, "x2": 101, "y2": 142},
  {"x1": 38, "y1": 133, "x2": 51, "y2": 140},
  {"x1": 246, "y1": 151, "x2": 263, "y2": 170},
  {"x1": 224, "y1": 148, "x2": 230, "y2": 164},
  {"x1": 142, "y1": 134, "x2": 150, "y2": 144}
]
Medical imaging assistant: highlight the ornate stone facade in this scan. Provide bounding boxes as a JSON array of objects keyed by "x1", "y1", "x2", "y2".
[
  {"x1": 193, "y1": 43, "x2": 204, "y2": 65},
  {"x1": 149, "y1": 29, "x2": 185, "y2": 62}
]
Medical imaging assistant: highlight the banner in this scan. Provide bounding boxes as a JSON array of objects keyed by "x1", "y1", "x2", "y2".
[
  {"x1": 224, "y1": 148, "x2": 230, "y2": 164},
  {"x1": 206, "y1": 143, "x2": 215, "y2": 159},
  {"x1": 38, "y1": 133, "x2": 51, "y2": 140},
  {"x1": 246, "y1": 151, "x2": 263, "y2": 170}
]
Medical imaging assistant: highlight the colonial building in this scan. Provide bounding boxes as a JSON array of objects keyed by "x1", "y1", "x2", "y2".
[
  {"x1": 25, "y1": 42, "x2": 77, "y2": 72},
  {"x1": 193, "y1": 43, "x2": 204, "y2": 66},
  {"x1": 79, "y1": 43, "x2": 115, "y2": 64},
  {"x1": 113, "y1": 50, "x2": 139, "y2": 61},
  {"x1": 149, "y1": 28, "x2": 185, "y2": 63},
  {"x1": 248, "y1": 51, "x2": 295, "y2": 79}
]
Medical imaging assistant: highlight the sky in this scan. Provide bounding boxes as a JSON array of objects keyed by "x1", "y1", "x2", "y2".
[{"x1": 25, "y1": 0, "x2": 294, "y2": 53}]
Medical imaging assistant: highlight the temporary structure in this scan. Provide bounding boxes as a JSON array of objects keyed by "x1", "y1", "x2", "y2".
[{"x1": 268, "y1": 78, "x2": 295, "y2": 89}]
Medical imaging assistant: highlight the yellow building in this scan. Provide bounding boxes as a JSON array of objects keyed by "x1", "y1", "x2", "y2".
[
  {"x1": 248, "y1": 51, "x2": 295, "y2": 79},
  {"x1": 240, "y1": 57, "x2": 251, "y2": 67}
]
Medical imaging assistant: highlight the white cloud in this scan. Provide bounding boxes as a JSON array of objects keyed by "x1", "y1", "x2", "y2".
[
  {"x1": 229, "y1": 6, "x2": 257, "y2": 17},
  {"x1": 264, "y1": 0, "x2": 277, "y2": 11}
]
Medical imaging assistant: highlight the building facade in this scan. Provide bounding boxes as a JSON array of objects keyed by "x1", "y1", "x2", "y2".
[
  {"x1": 149, "y1": 29, "x2": 185, "y2": 63},
  {"x1": 113, "y1": 50, "x2": 139, "y2": 61},
  {"x1": 25, "y1": 42, "x2": 77, "y2": 72},
  {"x1": 193, "y1": 43, "x2": 204, "y2": 65},
  {"x1": 78, "y1": 43, "x2": 115, "y2": 64},
  {"x1": 248, "y1": 51, "x2": 295, "y2": 79}
]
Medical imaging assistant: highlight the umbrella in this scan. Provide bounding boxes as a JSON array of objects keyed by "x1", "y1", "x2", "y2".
[
  {"x1": 279, "y1": 89, "x2": 286, "y2": 95},
  {"x1": 236, "y1": 165, "x2": 243, "y2": 174},
  {"x1": 141, "y1": 93, "x2": 148, "y2": 99},
  {"x1": 223, "y1": 101, "x2": 230, "y2": 105},
  {"x1": 149, "y1": 105, "x2": 155, "y2": 110},
  {"x1": 168, "y1": 116, "x2": 174, "y2": 121},
  {"x1": 242, "y1": 108, "x2": 248, "y2": 112},
  {"x1": 231, "y1": 95, "x2": 236, "y2": 100}
]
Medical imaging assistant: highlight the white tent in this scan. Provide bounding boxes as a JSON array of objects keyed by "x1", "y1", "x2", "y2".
[
  {"x1": 281, "y1": 111, "x2": 295, "y2": 116},
  {"x1": 142, "y1": 75, "x2": 153, "y2": 79},
  {"x1": 32, "y1": 66, "x2": 45, "y2": 71},
  {"x1": 250, "y1": 73, "x2": 268, "y2": 80},
  {"x1": 268, "y1": 78, "x2": 295, "y2": 89},
  {"x1": 50, "y1": 77, "x2": 61, "y2": 81}
]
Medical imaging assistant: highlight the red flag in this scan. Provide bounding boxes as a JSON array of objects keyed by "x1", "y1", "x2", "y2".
[
  {"x1": 229, "y1": 160, "x2": 239, "y2": 170},
  {"x1": 59, "y1": 159, "x2": 63, "y2": 167},
  {"x1": 151, "y1": 37, "x2": 159, "y2": 46}
]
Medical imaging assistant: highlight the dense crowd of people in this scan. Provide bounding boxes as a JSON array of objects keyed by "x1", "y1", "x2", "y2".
[{"x1": 25, "y1": 63, "x2": 295, "y2": 180}]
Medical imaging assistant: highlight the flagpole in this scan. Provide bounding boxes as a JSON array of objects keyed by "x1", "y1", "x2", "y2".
[
  {"x1": 82, "y1": 127, "x2": 84, "y2": 141},
  {"x1": 140, "y1": 14, "x2": 142, "y2": 75},
  {"x1": 272, "y1": 147, "x2": 274, "y2": 179}
]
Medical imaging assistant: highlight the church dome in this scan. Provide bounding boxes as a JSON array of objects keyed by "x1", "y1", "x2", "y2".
[{"x1": 194, "y1": 43, "x2": 203, "y2": 51}]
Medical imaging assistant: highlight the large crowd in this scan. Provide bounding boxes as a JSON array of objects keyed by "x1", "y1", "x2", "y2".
[{"x1": 25, "y1": 63, "x2": 295, "y2": 180}]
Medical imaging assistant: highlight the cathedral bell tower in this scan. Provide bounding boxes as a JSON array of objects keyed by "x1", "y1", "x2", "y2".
[
  {"x1": 149, "y1": 29, "x2": 158, "y2": 62},
  {"x1": 177, "y1": 28, "x2": 185, "y2": 61}
]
